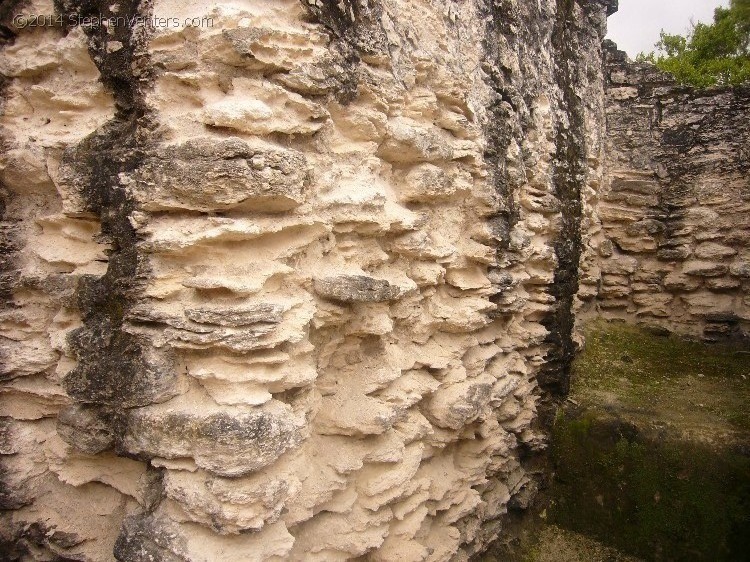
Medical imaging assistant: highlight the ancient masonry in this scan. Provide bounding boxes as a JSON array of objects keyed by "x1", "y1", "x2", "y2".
[
  {"x1": 0, "y1": 0, "x2": 746, "y2": 560},
  {"x1": 588, "y1": 41, "x2": 750, "y2": 340}
]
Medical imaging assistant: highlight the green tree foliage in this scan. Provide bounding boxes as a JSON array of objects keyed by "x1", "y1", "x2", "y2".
[{"x1": 637, "y1": 0, "x2": 750, "y2": 87}]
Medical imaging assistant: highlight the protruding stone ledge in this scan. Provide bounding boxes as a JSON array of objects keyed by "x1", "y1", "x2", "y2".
[
  {"x1": 184, "y1": 304, "x2": 286, "y2": 327},
  {"x1": 57, "y1": 405, "x2": 115, "y2": 455},
  {"x1": 64, "y1": 328, "x2": 181, "y2": 409},
  {"x1": 313, "y1": 275, "x2": 401, "y2": 303},
  {"x1": 376, "y1": 117, "x2": 454, "y2": 163},
  {"x1": 133, "y1": 137, "x2": 308, "y2": 213},
  {"x1": 122, "y1": 398, "x2": 305, "y2": 477},
  {"x1": 682, "y1": 260, "x2": 728, "y2": 278}
]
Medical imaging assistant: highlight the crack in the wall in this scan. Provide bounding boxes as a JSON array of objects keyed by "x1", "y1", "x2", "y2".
[
  {"x1": 54, "y1": 1, "x2": 178, "y2": 420},
  {"x1": 538, "y1": 0, "x2": 589, "y2": 403},
  {"x1": 299, "y1": 0, "x2": 387, "y2": 103}
]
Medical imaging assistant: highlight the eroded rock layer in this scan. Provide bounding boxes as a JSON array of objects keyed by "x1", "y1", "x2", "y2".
[
  {"x1": 591, "y1": 42, "x2": 750, "y2": 340},
  {"x1": 0, "y1": 0, "x2": 612, "y2": 560}
]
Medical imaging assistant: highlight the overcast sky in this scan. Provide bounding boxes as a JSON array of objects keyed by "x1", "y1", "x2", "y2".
[{"x1": 606, "y1": 0, "x2": 730, "y2": 57}]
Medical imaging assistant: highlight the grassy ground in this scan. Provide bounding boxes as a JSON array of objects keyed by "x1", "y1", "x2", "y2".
[
  {"x1": 570, "y1": 321, "x2": 750, "y2": 439},
  {"x1": 477, "y1": 321, "x2": 750, "y2": 561},
  {"x1": 520, "y1": 525, "x2": 643, "y2": 562},
  {"x1": 546, "y1": 321, "x2": 750, "y2": 562}
]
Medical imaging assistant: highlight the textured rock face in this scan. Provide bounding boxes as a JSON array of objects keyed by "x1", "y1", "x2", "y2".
[
  {"x1": 590, "y1": 42, "x2": 750, "y2": 340},
  {"x1": 0, "y1": 0, "x2": 612, "y2": 560}
]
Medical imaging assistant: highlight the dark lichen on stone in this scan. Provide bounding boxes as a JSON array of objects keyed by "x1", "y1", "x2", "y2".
[{"x1": 114, "y1": 514, "x2": 188, "y2": 562}]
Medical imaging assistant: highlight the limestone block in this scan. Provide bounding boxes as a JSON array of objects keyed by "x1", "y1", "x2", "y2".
[
  {"x1": 356, "y1": 443, "x2": 425, "y2": 510},
  {"x1": 389, "y1": 230, "x2": 456, "y2": 261},
  {"x1": 682, "y1": 292, "x2": 736, "y2": 317},
  {"x1": 423, "y1": 374, "x2": 495, "y2": 430},
  {"x1": 683, "y1": 207, "x2": 720, "y2": 225},
  {"x1": 729, "y1": 261, "x2": 750, "y2": 278},
  {"x1": 64, "y1": 329, "x2": 182, "y2": 409},
  {"x1": 600, "y1": 255, "x2": 638, "y2": 275},
  {"x1": 213, "y1": 26, "x2": 328, "y2": 71},
  {"x1": 598, "y1": 239, "x2": 615, "y2": 257},
  {"x1": 610, "y1": 177, "x2": 659, "y2": 195},
  {"x1": 184, "y1": 303, "x2": 285, "y2": 327},
  {"x1": 0, "y1": 27, "x2": 114, "y2": 146},
  {"x1": 663, "y1": 271, "x2": 701, "y2": 292},
  {"x1": 28, "y1": 216, "x2": 108, "y2": 272},
  {"x1": 377, "y1": 117, "x2": 454, "y2": 163},
  {"x1": 122, "y1": 397, "x2": 305, "y2": 477},
  {"x1": 330, "y1": 104, "x2": 388, "y2": 141},
  {"x1": 201, "y1": 79, "x2": 328, "y2": 136},
  {"x1": 632, "y1": 292, "x2": 673, "y2": 309},
  {"x1": 127, "y1": 299, "x2": 311, "y2": 354},
  {"x1": 608, "y1": 86, "x2": 638, "y2": 100},
  {"x1": 314, "y1": 275, "x2": 401, "y2": 303},
  {"x1": 610, "y1": 233, "x2": 657, "y2": 252},
  {"x1": 601, "y1": 274, "x2": 629, "y2": 286},
  {"x1": 316, "y1": 391, "x2": 399, "y2": 436},
  {"x1": 706, "y1": 277, "x2": 741, "y2": 291},
  {"x1": 161, "y1": 468, "x2": 301, "y2": 534},
  {"x1": 694, "y1": 242, "x2": 737, "y2": 260},
  {"x1": 185, "y1": 353, "x2": 316, "y2": 388},
  {"x1": 631, "y1": 283, "x2": 661, "y2": 293},
  {"x1": 398, "y1": 164, "x2": 456, "y2": 202},
  {"x1": 289, "y1": 505, "x2": 393, "y2": 560},
  {"x1": 599, "y1": 285, "x2": 630, "y2": 299},
  {"x1": 657, "y1": 245, "x2": 692, "y2": 261},
  {"x1": 682, "y1": 260, "x2": 728, "y2": 277},
  {"x1": 56, "y1": 405, "x2": 114, "y2": 455},
  {"x1": 114, "y1": 513, "x2": 295, "y2": 562},
  {"x1": 0, "y1": 147, "x2": 56, "y2": 196},
  {"x1": 0, "y1": 335, "x2": 59, "y2": 381},
  {"x1": 133, "y1": 137, "x2": 308, "y2": 212}
]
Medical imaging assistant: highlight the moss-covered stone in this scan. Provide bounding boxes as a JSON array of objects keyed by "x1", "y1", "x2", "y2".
[{"x1": 546, "y1": 321, "x2": 750, "y2": 561}]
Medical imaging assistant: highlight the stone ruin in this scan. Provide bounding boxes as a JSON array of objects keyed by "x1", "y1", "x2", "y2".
[
  {"x1": 590, "y1": 41, "x2": 750, "y2": 340},
  {"x1": 0, "y1": 0, "x2": 747, "y2": 560}
]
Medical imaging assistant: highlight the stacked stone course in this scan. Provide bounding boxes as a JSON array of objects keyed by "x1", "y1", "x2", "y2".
[{"x1": 589, "y1": 41, "x2": 750, "y2": 340}]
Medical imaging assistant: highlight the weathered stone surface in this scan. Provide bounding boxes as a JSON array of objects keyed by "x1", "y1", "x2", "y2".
[
  {"x1": 377, "y1": 117, "x2": 454, "y2": 163},
  {"x1": 423, "y1": 375, "x2": 495, "y2": 430},
  {"x1": 133, "y1": 138, "x2": 308, "y2": 213},
  {"x1": 398, "y1": 164, "x2": 455, "y2": 203},
  {"x1": 114, "y1": 514, "x2": 187, "y2": 562},
  {"x1": 600, "y1": 256, "x2": 638, "y2": 275},
  {"x1": 663, "y1": 271, "x2": 701, "y2": 292},
  {"x1": 657, "y1": 246, "x2": 692, "y2": 261},
  {"x1": 184, "y1": 304, "x2": 285, "y2": 327},
  {"x1": 201, "y1": 81, "x2": 328, "y2": 136},
  {"x1": 730, "y1": 261, "x2": 750, "y2": 279},
  {"x1": 706, "y1": 277, "x2": 741, "y2": 291},
  {"x1": 593, "y1": 41, "x2": 750, "y2": 338},
  {"x1": 57, "y1": 405, "x2": 115, "y2": 455},
  {"x1": 161, "y1": 469, "x2": 299, "y2": 534},
  {"x1": 694, "y1": 242, "x2": 737, "y2": 260},
  {"x1": 122, "y1": 398, "x2": 305, "y2": 477},
  {"x1": 14, "y1": 1, "x2": 750, "y2": 561},
  {"x1": 64, "y1": 331, "x2": 182, "y2": 409},
  {"x1": 682, "y1": 260, "x2": 728, "y2": 278},
  {"x1": 313, "y1": 275, "x2": 401, "y2": 303}
]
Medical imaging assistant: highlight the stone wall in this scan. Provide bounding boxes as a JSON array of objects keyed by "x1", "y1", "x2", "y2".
[
  {"x1": 591, "y1": 41, "x2": 750, "y2": 340},
  {"x1": 0, "y1": 0, "x2": 613, "y2": 560}
]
